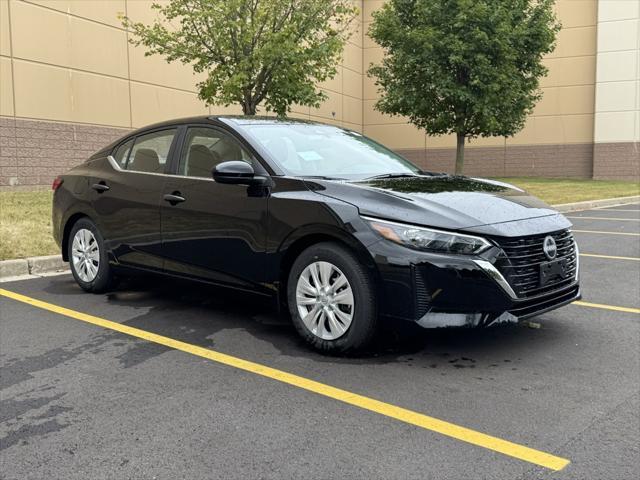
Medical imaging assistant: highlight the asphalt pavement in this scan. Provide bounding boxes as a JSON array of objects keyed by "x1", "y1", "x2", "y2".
[{"x1": 1, "y1": 203, "x2": 639, "y2": 480}]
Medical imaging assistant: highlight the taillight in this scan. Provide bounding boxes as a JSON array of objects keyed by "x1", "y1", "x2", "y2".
[{"x1": 52, "y1": 176, "x2": 63, "y2": 191}]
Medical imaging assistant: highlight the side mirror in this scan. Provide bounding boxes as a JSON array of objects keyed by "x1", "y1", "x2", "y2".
[{"x1": 212, "y1": 161, "x2": 265, "y2": 185}]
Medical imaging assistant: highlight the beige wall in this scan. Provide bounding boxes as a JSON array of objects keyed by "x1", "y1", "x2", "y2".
[
  {"x1": 286, "y1": 0, "x2": 364, "y2": 132},
  {"x1": 0, "y1": 0, "x2": 363, "y2": 129},
  {"x1": 594, "y1": 0, "x2": 639, "y2": 143},
  {"x1": 592, "y1": 0, "x2": 640, "y2": 179},
  {"x1": 362, "y1": 0, "x2": 599, "y2": 163}
]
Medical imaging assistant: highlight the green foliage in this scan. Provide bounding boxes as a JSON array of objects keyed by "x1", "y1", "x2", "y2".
[
  {"x1": 368, "y1": 0, "x2": 560, "y2": 173},
  {"x1": 122, "y1": 0, "x2": 357, "y2": 116}
]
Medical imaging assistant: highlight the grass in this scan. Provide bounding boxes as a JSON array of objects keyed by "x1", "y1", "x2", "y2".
[
  {"x1": 0, "y1": 177, "x2": 638, "y2": 260},
  {"x1": 494, "y1": 177, "x2": 639, "y2": 205},
  {"x1": 0, "y1": 191, "x2": 59, "y2": 261}
]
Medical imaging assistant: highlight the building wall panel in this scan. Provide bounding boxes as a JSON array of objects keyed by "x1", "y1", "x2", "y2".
[
  {"x1": 1, "y1": 0, "x2": 11, "y2": 57},
  {"x1": 11, "y1": 1, "x2": 71, "y2": 67},
  {"x1": 70, "y1": 0, "x2": 126, "y2": 27},
  {"x1": 130, "y1": 82, "x2": 208, "y2": 128},
  {"x1": 128, "y1": 40, "x2": 207, "y2": 92},
  {"x1": 0, "y1": 57, "x2": 14, "y2": 116},
  {"x1": 556, "y1": 0, "x2": 597, "y2": 28},
  {"x1": 364, "y1": 123, "x2": 425, "y2": 149},
  {"x1": 311, "y1": 89, "x2": 343, "y2": 122},
  {"x1": 70, "y1": 71, "x2": 130, "y2": 126},
  {"x1": 12, "y1": 60, "x2": 73, "y2": 121}
]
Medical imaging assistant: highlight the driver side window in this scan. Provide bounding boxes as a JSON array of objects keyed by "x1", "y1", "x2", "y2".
[{"x1": 178, "y1": 127, "x2": 255, "y2": 178}]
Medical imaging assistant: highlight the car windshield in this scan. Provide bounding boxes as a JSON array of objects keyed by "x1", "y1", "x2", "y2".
[{"x1": 241, "y1": 123, "x2": 421, "y2": 180}]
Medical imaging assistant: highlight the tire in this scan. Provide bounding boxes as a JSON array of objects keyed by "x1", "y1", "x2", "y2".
[
  {"x1": 67, "y1": 217, "x2": 116, "y2": 293},
  {"x1": 287, "y1": 242, "x2": 377, "y2": 354}
]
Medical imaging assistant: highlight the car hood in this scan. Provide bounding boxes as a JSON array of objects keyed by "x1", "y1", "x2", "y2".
[{"x1": 308, "y1": 175, "x2": 571, "y2": 236}]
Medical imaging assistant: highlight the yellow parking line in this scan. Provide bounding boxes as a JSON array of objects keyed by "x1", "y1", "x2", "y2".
[
  {"x1": 573, "y1": 301, "x2": 640, "y2": 315},
  {"x1": 567, "y1": 216, "x2": 639, "y2": 222},
  {"x1": 573, "y1": 230, "x2": 640, "y2": 236},
  {"x1": 580, "y1": 253, "x2": 640, "y2": 261},
  {"x1": 0, "y1": 288, "x2": 570, "y2": 472}
]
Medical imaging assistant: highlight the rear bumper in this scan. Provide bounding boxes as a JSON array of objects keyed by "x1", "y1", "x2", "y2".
[{"x1": 369, "y1": 239, "x2": 581, "y2": 327}]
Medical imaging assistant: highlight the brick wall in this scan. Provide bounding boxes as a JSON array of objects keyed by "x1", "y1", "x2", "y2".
[
  {"x1": 397, "y1": 143, "x2": 594, "y2": 178},
  {"x1": 593, "y1": 143, "x2": 640, "y2": 180},
  {"x1": 0, "y1": 117, "x2": 129, "y2": 190}
]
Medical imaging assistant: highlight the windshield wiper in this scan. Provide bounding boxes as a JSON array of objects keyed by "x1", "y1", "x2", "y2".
[
  {"x1": 362, "y1": 173, "x2": 420, "y2": 180},
  {"x1": 299, "y1": 175, "x2": 347, "y2": 181}
]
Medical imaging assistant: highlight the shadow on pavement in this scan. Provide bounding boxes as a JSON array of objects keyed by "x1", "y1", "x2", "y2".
[{"x1": 40, "y1": 273, "x2": 566, "y2": 371}]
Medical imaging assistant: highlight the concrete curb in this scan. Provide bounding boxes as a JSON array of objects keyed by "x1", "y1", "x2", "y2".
[
  {"x1": 0, "y1": 196, "x2": 638, "y2": 281},
  {"x1": 28, "y1": 255, "x2": 68, "y2": 275},
  {"x1": 552, "y1": 195, "x2": 640, "y2": 213},
  {"x1": 0, "y1": 254, "x2": 68, "y2": 281},
  {"x1": 0, "y1": 258, "x2": 30, "y2": 278}
]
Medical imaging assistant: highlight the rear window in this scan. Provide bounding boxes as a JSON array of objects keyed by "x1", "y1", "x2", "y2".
[
  {"x1": 123, "y1": 129, "x2": 177, "y2": 174},
  {"x1": 113, "y1": 139, "x2": 134, "y2": 168}
]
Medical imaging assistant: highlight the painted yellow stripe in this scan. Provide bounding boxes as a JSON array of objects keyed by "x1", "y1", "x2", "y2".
[
  {"x1": 0, "y1": 288, "x2": 569, "y2": 472},
  {"x1": 573, "y1": 230, "x2": 640, "y2": 236},
  {"x1": 567, "y1": 216, "x2": 639, "y2": 222},
  {"x1": 580, "y1": 253, "x2": 640, "y2": 261},
  {"x1": 573, "y1": 300, "x2": 640, "y2": 314}
]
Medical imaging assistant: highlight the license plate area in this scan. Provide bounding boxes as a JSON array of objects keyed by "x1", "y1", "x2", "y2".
[{"x1": 539, "y1": 258, "x2": 567, "y2": 286}]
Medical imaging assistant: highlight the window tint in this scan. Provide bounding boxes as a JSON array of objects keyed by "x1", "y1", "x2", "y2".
[
  {"x1": 178, "y1": 127, "x2": 254, "y2": 178},
  {"x1": 127, "y1": 129, "x2": 177, "y2": 174},
  {"x1": 113, "y1": 139, "x2": 134, "y2": 168}
]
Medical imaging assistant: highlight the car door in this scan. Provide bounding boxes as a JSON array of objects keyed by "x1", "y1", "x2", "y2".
[
  {"x1": 160, "y1": 125, "x2": 269, "y2": 290},
  {"x1": 91, "y1": 128, "x2": 178, "y2": 271}
]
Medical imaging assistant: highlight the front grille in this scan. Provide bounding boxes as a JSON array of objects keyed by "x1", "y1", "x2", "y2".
[
  {"x1": 493, "y1": 229, "x2": 577, "y2": 298},
  {"x1": 509, "y1": 285, "x2": 580, "y2": 319}
]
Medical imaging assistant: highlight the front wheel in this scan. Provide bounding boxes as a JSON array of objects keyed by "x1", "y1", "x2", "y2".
[
  {"x1": 68, "y1": 218, "x2": 116, "y2": 293},
  {"x1": 287, "y1": 242, "x2": 377, "y2": 354}
]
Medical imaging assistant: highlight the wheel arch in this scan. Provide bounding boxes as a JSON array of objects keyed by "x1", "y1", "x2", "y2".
[
  {"x1": 61, "y1": 212, "x2": 92, "y2": 261},
  {"x1": 278, "y1": 227, "x2": 380, "y2": 303}
]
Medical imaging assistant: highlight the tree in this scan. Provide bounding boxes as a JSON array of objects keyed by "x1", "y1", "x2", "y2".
[
  {"x1": 122, "y1": 0, "x2": 357, "y2": 116},
  {"x1": 368, "y1": 0, "x2": 560, "y2": 174}
]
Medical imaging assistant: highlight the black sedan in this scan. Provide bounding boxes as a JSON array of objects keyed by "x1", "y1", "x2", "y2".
[{"x1": 52, "y1": 116, "x2": 581, "y2": 353}]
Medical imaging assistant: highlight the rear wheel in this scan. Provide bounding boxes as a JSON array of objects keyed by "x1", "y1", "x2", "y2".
[
  {"x1": 287, "y1": 242, "x2": 377, "y2": 354},
  {"x1": 68, "y1": 218, "x2": 116, "y2": 293}
]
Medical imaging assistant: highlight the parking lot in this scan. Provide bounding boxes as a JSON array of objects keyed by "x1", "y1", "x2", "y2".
[{"x1": 1, "y1": 203, "x2": 638, "y2": 479}]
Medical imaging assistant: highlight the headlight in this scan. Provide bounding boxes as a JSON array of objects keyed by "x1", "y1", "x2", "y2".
[{"x1": 364, "y1": 217, "x2": 492, "y2": 255}]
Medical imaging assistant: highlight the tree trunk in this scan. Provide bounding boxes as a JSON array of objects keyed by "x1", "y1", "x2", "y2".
[
  {"x1": 455, "y1": 132, "x2": 465, "y2": 175},
  {"x1": 242, "y1": 102, "x2": 257, "y2": 116}
]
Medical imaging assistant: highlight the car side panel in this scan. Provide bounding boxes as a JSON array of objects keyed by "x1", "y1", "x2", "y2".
[
  {"x1": 52, "y1": 165, "x2": 100, "y2": 255},
  {"x1": 263, "y1": 177, "x2": 379, "y2": 291},
  {"x1": 88, "y1": 157, "x2": 165, "y2": 271},
  {"x1": 160, "y1": 175, "x2": 269, "y2": 291}
]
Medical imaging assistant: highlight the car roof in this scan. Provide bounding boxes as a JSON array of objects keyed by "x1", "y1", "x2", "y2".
[
  {"x1": 93, "y1": 115, "x2": 338, "y2": 160},
  {"x1": 134, "y1": 115, "x2": 329, "y2": 132}
]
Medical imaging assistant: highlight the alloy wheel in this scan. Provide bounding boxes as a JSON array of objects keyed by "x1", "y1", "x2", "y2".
[
  {"x1": 295, "y1": 261, "x2": 354, "y2": 340},
  {"x1": 71, "y1": 228, "x2": 100, "y2": 282}
]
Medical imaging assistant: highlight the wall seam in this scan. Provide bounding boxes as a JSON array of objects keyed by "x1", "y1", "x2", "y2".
[
  {"x1": 0, "y1": 114, "x2": 133, "y2": 131},
  {"x1": 8, "y1": 56, "x2": 199, "y2": 95},
  {"x1": 124, "y1": 0, "x2": 133, "y2": 128},
  {"x1": 6, "y1": 0, "x2": 16, "y2": 118},
  {"x1": 361, "y1": 0, "x2": 365, "y2": 132},
  {"x1": 5, "y1": 0, "x2": 17, "y2": 187}
]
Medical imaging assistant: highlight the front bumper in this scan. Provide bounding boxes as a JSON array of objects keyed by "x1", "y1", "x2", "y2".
[{"x1": 368, "y1": 239, "x2": 581, "y2": 327}]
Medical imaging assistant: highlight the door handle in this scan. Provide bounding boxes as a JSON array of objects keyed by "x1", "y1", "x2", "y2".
[
  {"x1": 91, "y1": 182, "x2": 110, "y2": 193},
  {"x1": 163, "y1": 192, "x2": 185, "y2": 205}
]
